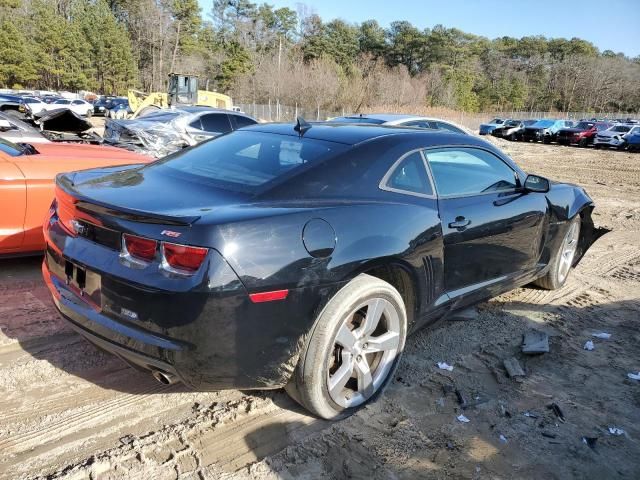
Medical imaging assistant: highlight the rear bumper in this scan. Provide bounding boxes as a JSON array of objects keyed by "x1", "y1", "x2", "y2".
[{"x1": 43, "y1": 223, "x2": 343, "y2": 390}]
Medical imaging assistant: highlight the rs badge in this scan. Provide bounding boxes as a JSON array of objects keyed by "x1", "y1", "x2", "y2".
[{"x1": 161, "y1": 230, "x2": 181, "y2": 238}]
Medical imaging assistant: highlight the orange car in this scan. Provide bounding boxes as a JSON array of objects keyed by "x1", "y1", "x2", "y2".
[{"x1": 0, "y1": 138, "x2": 151, "y2": 256}]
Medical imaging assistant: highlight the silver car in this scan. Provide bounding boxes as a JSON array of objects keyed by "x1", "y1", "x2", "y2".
[
  {"x1": 594, "y1": 124, "x2": 634, "y2": 149},
  {"x1": 103, "y1": 107, "x2": 258, "y2": 158},
  {"x1": 329, "y1": 113, "x2": 469, "y2": 134},
  {"x1": 0, "y1": 111, "x2": 49, "y2": 144}
]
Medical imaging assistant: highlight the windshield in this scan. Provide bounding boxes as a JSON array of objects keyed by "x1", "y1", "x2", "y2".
[
  {"x1": 330, "y1": 116, "x2": 385, "y2": 125},
  {"x1": 610, "y1": 125, "x2": 631, "y2": 132},
  {"x1": 488, "y1": 118, "x2": 503, "y2": 124},
  {"x1": 504, "y1": 120, "x2": 520, "y2": 127},
  {"x1": 531, "y1": 120, "x2": 554, "y2": 128},
  {"x1": 575, "y1": 122, "x2": 595, "y2": 129},
  {"x1": 0, "y1": 137, "x2": 24, "y2": 156},
  {"x1": 152, "y1": 130, "x2": 348, "y2": 192}
]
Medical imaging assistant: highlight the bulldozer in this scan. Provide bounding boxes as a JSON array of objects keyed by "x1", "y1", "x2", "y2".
[{"x1": 126, "y1": 73, "x2": 234, "y2": 119}]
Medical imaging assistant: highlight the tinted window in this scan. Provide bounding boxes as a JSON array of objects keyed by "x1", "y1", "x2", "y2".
[
  {"x1": 403, "y1": 120, "x2": 436, "y2": 129},
  {"x1": 435, "y1": 121, "x2": 465, "y2": 134},
  {"x1": 330, "y1": 116, "x2": 385, "y2": 124},
  {"x1": 154, "y1": 131, "x2": 346, "y2": 191},
  {"x1": 55, "y1": 99, "x2": 70, "y2": 105},
  {"x1": 385, "y1": 151, "x2": 433, "y2": 196},
  {"x1": 231, "y1": 115, "x2": 257, "y2": 128},
  {"x1": 71, "y1": 100, "x2": 83, "y2": 105},
  {"x1": 200, "y1": 114, "x2": 232, "y2": 133},
  {"x1": 425, "y1": 148, "x2": 517, "y2": 197},
  {"x1": 489, "y1": 118, "x2": 503, "y2": 124},
  {"x1": 575, "y1": 122, "x2": 595, "y2": 129},
  {"x1": 0, "y1": 137, "x2": 23, "y2": 156}
]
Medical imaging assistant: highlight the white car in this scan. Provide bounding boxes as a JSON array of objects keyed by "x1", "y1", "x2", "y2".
[
  {"x1": 594, "y1": 124, "x2": 634, "y2": 149},
  {"x1": 34, "y1": 98, "x2": 94, "y2": 118},
  {"x1": 329, "y1": 113, "x2": 470, "y2": 135}
]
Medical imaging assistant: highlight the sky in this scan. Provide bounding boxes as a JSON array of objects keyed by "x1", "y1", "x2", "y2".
[{"x1": 197, "y1": 0, "x2": 640, "y2": 58}]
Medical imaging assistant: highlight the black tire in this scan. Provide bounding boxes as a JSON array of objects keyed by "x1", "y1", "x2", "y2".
[
  {"x1": 594, "y1": 144, "x2": 601, "y2": 149},
  {"x1": 286, "y1": 274, "x2": 407, "y2": 420},
  {"x1": 578, "y1": 138, "x2": 588, "y2": 148},
  {"x1": 534, "y1": 215, "x2": 581, "y2": 290}
]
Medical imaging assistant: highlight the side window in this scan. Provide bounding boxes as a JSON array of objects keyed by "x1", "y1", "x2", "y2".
[
  {"x1": 200, "y1": 114, "x2": 232, "y2": 134},
  {"x1": 231, "y1": 115, "x2": 257, "y2": 129},
  {"x1": 435, "y1": 121, "x2": 465, "y2": 134},
  {"x1": 424, "y1": 148, "x2": 517, "y2": 197},
  {"x1": 71, "y1": 100, "x2": 83, "y2": 105},
  {"x1": 383, "y1": 151, "x2": 433, "y2": 196}
]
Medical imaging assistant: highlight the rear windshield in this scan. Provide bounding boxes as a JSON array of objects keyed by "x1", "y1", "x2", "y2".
[
  {"x1": 330, "y1": 116, "x2": 385, "y2": 125},
  {"x1": 504, "y1": 120, "x2": 520, "y2": 127},
  {"x1": 152, "y1": 130, "x2": 347, "y2": 192},
  {"x1": 489, "y1": 118, "x2": 503, "y2": 124},
  {"x1": 575, "y1": 122, "x2": 595, "y2": 129}
]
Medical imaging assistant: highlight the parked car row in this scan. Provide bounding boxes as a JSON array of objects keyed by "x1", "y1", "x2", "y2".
[{"x1": 481, "y1": 116, "x2": 640, "y2": 151}]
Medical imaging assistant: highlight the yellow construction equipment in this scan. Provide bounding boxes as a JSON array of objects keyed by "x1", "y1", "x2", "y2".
[{"x1": 127, "y1": 73, "x2": 233, "y2": 118}]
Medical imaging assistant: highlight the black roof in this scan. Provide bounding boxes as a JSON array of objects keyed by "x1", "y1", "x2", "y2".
[{"x1": 245, "y1": 122, "x2": 488, "y2": 147}]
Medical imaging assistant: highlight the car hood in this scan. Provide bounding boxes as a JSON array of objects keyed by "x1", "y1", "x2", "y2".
[
  {"x1": 34, "y1": 142, "x2": 152, "y2": 162},
  {"x1": 36, "y1": 109, "x2": 93, "y2": 132}
]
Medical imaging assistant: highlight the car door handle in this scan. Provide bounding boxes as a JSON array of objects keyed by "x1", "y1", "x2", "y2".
[{"x1": 448, "y1": 217, "x2": 471, "y2": 229}]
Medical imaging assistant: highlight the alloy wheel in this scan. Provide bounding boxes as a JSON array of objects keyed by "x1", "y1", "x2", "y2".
[
  {"x1": 327, "y1": 297, "x2": 401, "y2": 409},
  {"x1": 558, "y1": 219, "x2": 580, "y2": 283}
]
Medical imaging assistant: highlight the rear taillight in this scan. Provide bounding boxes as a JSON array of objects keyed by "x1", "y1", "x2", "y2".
[
  {"x1": 123, "y1": 233, "x2": 157, "y2": 262},
  {"x1": 161, "y1": 242, "x2": 208, "y2": 273}
]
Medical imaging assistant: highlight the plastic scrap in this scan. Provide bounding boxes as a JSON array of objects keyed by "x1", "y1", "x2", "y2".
[
  {"x1": 627, "y1": 372, "x2": 640, "y2": 381},
  {"x1": 437, "y1": 362, "x2": 454, "y2": 371},
  {"x1": 523, "y1": 411, "x2": 539, "y2": 419},
  {"x1": 608, "y1": 427, "x2": 625, "y2": 436},
  {"x1": 592, "y1": 332, "x2": 611, "y2": 339},
  {"x1": 584, "y1": 340, "x2": 595, "y2": 351},
  {"x1": 503, "y1": 357, "x2": 526, "y2": 377},
  {"x1": 499, "y1": 434, "x2": 507, "y2": 444},
  {"x1": 522, "y1": 330, "x2": 549, "y2": 354},
  {"x1": 456, "y1": 414, "x2": 470, "y2": 423}
]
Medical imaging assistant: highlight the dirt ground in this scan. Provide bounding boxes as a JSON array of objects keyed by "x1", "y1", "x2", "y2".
[{"x1": 1, "y1": 138, "x2": 639, "y2": 480}]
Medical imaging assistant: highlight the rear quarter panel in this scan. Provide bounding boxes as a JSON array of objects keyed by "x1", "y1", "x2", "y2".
[
  {"x1": 0, "y1": 157, "x2": 27, "y2": 253},
  {"x1": 16, "y1": 151, "x2": 151, "y2": 252}
]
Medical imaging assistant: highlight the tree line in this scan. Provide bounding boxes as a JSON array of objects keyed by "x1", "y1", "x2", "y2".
[{"x1": 1, "y1": 0, "x2": 639, "y2": 113}]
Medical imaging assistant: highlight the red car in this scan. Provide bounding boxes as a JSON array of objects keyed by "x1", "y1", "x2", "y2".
[
  {"x1": 0, "y1": 138, "x2": 151, "y2": 256},
  {"x1": 556, "y1": 121, "x2": 611, "y2": 147}
]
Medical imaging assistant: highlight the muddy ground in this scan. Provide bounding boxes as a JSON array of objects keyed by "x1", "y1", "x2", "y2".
[{"x1": 1, "y1": 138, "x2": 639, "y2": 480}]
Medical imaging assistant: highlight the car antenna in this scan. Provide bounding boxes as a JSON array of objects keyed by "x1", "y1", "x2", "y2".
[{"x1": 294, "y1": 116, "x2": 311, "y2": 137}]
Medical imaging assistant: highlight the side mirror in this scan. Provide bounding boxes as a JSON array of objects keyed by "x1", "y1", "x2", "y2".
[{"x1": 524, "y1": 174, "x2": 550, "y2": 193}]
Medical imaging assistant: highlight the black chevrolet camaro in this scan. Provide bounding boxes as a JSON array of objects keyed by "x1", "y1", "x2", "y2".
[{"x1": 43, "y1": 122, "x2": 604, "y2": 419}]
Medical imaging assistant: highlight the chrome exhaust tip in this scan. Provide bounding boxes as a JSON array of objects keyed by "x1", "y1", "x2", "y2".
[{"x1": 152, "y1": 370, "x2": 177, "y2": 385}]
